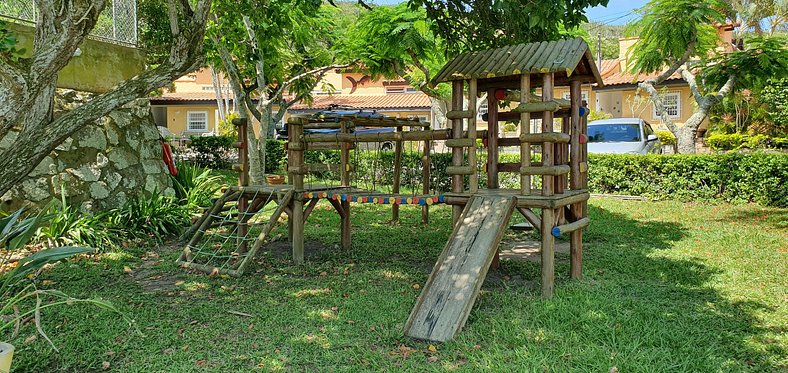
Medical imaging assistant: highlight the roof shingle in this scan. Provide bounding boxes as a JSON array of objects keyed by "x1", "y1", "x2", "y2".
[{"x1": 290, "y1": 93, "x2": 432, "y2": 111}]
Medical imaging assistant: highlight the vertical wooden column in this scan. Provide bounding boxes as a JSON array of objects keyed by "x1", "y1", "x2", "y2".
[
  {"x1": 540, "y1": 73, "x2": 555, "y2": 298},
  {"x1": 519, "y1": 74, "x2": 532, "y2": 195},
  {"x1": 541, "y1": 73, "x2": 555, "y2": 197},
  {"x1": 422, "y1": 138, "x2": 431, "y2": 224},
  {"x1": 467, "y1": 80, "x2": 478, "y2": 193},
  {"x1": 451, "y1": 80, "x2": 465, "y2": 225},
  {"x1": 340, "y1": 121, "x2": 352, "y2": 250},
  {"x1": 487, "y1": 89, "x2": 499, "y2": 189},
  {"x1": 569, "y1": 81, "x2": 583, "y2": 280},
  {"x1": 392, "y1": 126, "x2": 404, "y2": 222},
  {"x1": 556, "y1": 116, "x2": 569, "y2": 195},
  {"x1": 289, "y1": 120, "x2": 305, "y2": 265},
  {"x1": 233, "y1": 117, "x2": 250, "y2": 254}
]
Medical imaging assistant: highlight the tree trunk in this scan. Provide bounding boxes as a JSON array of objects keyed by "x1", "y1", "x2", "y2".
[
  {"x1": 675, "y1": 126, "x2": 697, "y2": 154},
  {"x1": 431, "y1": 98, "x2": 448, "y2": 129}
]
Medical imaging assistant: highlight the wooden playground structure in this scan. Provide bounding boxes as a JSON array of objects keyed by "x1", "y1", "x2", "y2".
[{"x1": 178, "y1": 38, "x2": 602, "y2": 342}]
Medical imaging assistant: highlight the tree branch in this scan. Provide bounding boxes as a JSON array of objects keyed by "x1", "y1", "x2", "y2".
[
  {"x1": 678, "y1": 65, "x2": 703, "y2": 104},
  {"x1": 648, "y1": 36, "x2": 697, "y2": 86},
  {"x1": 272, "y1": 62, "x2": 356, "y2": 100},
  {"x1": 637, "y1": 81, "x2": 677, "y2": 134}
]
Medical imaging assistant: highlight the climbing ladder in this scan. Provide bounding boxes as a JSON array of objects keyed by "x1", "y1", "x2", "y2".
[
  {"x1": 177, "y1": 186, "x2": 293, "y2": 277},
  {"x1": 404, "y1": 194, "x2": 516, "y2": 342}
]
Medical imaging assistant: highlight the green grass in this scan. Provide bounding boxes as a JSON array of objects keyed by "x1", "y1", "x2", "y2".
[{"x1": 6, "y1": 199, "x2": 787, "y2": 372}]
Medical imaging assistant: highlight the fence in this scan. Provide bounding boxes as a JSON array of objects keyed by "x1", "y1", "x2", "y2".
[{"x1": 0, "y1": 0, "x2": 137, "y2": 46}]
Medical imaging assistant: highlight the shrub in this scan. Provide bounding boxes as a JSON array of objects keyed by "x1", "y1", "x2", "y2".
[
  {"x1": 106, "y1": 192, "x2": 191, "y2": 241},
  {"x1": 265, "y1": 139, "x2": 286, "y2": 174},
  {"x1": 171, "y1": 162, "x2": 222, "y2": 209},
  {"x1": 706, "y1": 133, "x2": 788, "y2": 151},
  {"x1": 656, "y1": 131, "x2": 676, "y2": 145},
  {"x1": 587, "y1": 153, "x2": 788, "y2": 207},
  {"x1": 188, "y1": 135, "x2": 235, "y2": 169}
]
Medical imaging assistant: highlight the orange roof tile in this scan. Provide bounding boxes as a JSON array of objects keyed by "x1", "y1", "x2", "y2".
[
  {"x1": 602, "y1": 69, "x2": 683, "y2": 87},
  {"x1": 152, "y1": 92, "x2": 226, "y2": 102},
  {"x1": 290, "y1": 93, "x2": 432, "y2": 111},
  {"x1": 599, "y1": 59, "x2": 619, "y2": 78}
]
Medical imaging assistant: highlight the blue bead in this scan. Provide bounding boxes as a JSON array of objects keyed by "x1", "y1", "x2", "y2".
[{"x1": 551, "y1": 227, "x2": 561, "y2": 237}]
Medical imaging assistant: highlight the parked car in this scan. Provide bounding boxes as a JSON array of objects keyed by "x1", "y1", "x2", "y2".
[
  {"x1": 276, "y1": 108, "x2": 396, "y2": 150},
  {"x1": 586, "y1": 118, "x2": 661, "y2": 154}
]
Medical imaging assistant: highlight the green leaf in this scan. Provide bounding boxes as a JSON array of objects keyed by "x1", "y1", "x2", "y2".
[{"x1": 10, "y1": 246, "x2": 95, "y2": 280}]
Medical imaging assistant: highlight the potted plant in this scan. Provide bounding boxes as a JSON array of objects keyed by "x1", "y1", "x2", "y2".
[
  {"x1": 0, "y1": 206, "x2": 127, "y2": 370},
  {"x1": 266, "y1": 171, "x2": 286, "y2": 185}
]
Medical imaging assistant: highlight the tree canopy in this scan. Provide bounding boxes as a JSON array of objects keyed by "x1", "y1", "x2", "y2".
[{"x1": 407, "y1": 0, "x2": 610, "y2": 54}]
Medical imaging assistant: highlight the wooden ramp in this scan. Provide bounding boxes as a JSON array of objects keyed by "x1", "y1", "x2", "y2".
[{"x1": 405, "y1": 194, "x2": 516, "y2": 342}]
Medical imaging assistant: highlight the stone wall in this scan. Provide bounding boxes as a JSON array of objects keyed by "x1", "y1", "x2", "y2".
[{"x1": 0, "y1": 90, "x2": 174, "y2": 212}]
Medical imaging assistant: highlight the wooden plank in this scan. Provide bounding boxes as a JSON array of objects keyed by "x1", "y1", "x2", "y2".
[
  {"x1": 422, "y1": 139, "x2": 431, "y2": 224},
  {"x1": 446, "y1": 110, "x2": 475, "y2": 119},
  {"x1": 541, "y1": 73, "x2": 555, "y2": 197},
  {"x1": 405, "y1": 195, "x2": 516, "y2": 342},
  {"x1": 541, "y1": 207, "x2": 555, "y2": 299},
  {"x1": 520, "y1": 132, "x2": 570, "y2": 144},
  {"x1": 392, "y1": 126, "x2": 403, "y2": 222}
]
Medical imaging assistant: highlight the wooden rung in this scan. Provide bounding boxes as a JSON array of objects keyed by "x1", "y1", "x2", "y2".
[
  {"x1": 305, "y1": 142, "x2": 356, "y2": 151},
  {"x1": 579, "y1": 162, "x2": 588, "y2": 173},
  {"x1": 511, "y1": 101, "x2": 561, "y2": 113},
  {"x1": 287, "y1": 117, "x2": 309, "y2": 125},
  {"x1": 232, "y1": 141, "x2": 244, "y2": 149},
  {"x1": 307, "y1": 163, "x2": 352, "y2": 173},
  {"x1": 446, "y1": 166, "x2": 474, "y2": 175},
  {"x1": 288, "y1": 142, "x2": 305, "y2": 151},
  {"x1": 232, "y1": 163, "x2": 245, "y2": 172},
  {"x1": 287, "y1": 165, "x2": 307, "y2": 175},
  {"x1": 520, "y1": 165, "x2": 570, "y2": 176},
  {"x1": 231, "y1": 117, "x2": 248, "y2": 126},
  {"x1": 303, "y1": 123, "x2": 343, "y2": 129},
  {"x1": 520, "y1": 132, "x2": 570, "y2": 144},
  {"x1": 446, "y1": 110, "x2": 475, "y2": 120},
  {"x1": 445, "y1": 138, "x2": 476, "y2": 148},
  {"x1": 551, "y1": 217, "x2": 590, "y2": 237}
]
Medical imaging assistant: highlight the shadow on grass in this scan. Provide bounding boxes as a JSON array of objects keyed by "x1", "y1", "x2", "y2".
[
  {"x1": 715, "y1": 205, "x2": 788, "y2": 230},
  {"x1": 296, "y1": 202, "x2": 784, "y2": 370}
]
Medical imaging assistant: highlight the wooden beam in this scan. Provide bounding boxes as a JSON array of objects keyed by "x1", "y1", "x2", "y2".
[
  {"x1": 487, "y1": 88, "x2": 499, "y2": 189},
  {"x1": 520, "y1": 132, "x2": 570, "y2": 144},
  {"x1": 468, "y1": 79, "x2": 478, "y2": 193},
  {"x1": 302, "y1": 129, "x2": 451, "y2": 143},
  {"x1": 520, "y1": 74, "x2": 531, "y2": 195},
  {"x1": 451, "y1": 79, "x2": 465, "y2": 225},
  {"x1": 392, "y1": 126, "x2": 403, "y2": 222},
  {"x1": 445, "y1": 110, "x2": 475, "y2": 120},
  {"x1": 541, "y1": 73, "x2": 555, "y2": 197}
]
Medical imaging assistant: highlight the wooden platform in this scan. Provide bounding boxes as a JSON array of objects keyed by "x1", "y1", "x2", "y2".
[
  {"x1": 444, "y1": 188, "x2": 589, "y2": 209},
  {"x1": 404, "y1": 194, "x2": 516, "y2": 342}
]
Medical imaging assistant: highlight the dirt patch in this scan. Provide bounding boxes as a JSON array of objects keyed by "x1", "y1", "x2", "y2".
[
  {"x1": 132, "y1": 244, "x2": 181, "y2": 293},
  {"x1": 498, "y1": 239, "x2": 570, "y2": 262},
  {"x1": 257, "y1": 239, "x2": 333, "y2": 260}
]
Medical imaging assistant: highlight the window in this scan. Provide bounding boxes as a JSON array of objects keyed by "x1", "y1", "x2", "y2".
[
  {"x1": 654, "y1": 92, "x2": 681, "y2": 119},
  {"x1": 187, "y1": 111, "x2": 209, "y2": 132},
  {"x1": 644, "y1": 123, "x2": 655, "y2": 137},
  {"x1": 385, "y1": 86, "x2": 418, "y2": 94},
  {"x1": 562, "y1": 91, "x2": 589, "y2": 103}
]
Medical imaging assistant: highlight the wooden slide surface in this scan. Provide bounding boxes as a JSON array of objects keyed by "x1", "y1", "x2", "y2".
[{"x1": 404, "y1": 194, "x2": 516, "y2": 342}]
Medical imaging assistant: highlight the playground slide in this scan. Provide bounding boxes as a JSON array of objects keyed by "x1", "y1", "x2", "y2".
[{"x1": 404, "y1": 194, "x2": 516, "y2": 342}]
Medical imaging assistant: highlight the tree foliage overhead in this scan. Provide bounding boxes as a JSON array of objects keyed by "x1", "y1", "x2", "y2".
[
  {"x1": 626, "y1": 0, "x2": 725, "y2": 74},
  {"x1": 407, "y1": 0, "x2": 610, "y2": 53}
]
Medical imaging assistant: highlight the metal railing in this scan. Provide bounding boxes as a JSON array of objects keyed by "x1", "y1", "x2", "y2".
[{"x1": 0, "y1": 0, "x2": 137, "y2": 46}]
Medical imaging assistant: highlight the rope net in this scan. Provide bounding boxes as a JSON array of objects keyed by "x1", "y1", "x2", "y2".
[{"x1": 178, "y1": 188, "x2": 292, "y2": 276}]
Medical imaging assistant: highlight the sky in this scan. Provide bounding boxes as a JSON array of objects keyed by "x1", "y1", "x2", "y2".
[{"x1": 370, "y1": 0, "x2": 649, "y2": 25}]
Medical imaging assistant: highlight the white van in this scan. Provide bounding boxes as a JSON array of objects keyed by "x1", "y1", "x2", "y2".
[{"x1": 587, "y1": 118, "x2": 661, "y2": 154}]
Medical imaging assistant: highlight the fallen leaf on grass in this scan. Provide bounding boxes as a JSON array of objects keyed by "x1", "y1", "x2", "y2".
[
  {"x1": 196, "y1": 359, "x2": 207, "y2": 367},
  {"x1": 24, "y1": 335, "x2": 36, "y2": 343},
  {"x1": 427, "y1": 356, "x2": 439, "y2": 363},
  {"x1": 175, "y1": 280, "x2": 185, "y2": 286},
  {"x1": 163, "y1": 348, "x2": 175, "y2": 355},
  {"x1": 101, "y1": 361, "x2": 110, "y2": 370},
  {"x1": 427, "y1": 344, "x2": 437, "y2": 353},
  {"x1": 123, "y1": 266, "x2": 132, "y2": 274},
  {"x1": 411, "y1": 283, "x2": 420, "y2": 289}
]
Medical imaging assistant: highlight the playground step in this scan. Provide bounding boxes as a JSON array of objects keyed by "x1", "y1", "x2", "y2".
[{"x1": 404, "y1": 194, "x2": 516, "y2": 342}]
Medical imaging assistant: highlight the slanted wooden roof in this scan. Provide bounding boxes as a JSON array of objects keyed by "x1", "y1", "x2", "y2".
[{"x1": 433, "y1": 38, "x2": 603, "y2": 87}]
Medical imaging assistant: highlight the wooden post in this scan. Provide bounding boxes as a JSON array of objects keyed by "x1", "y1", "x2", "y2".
[
  {"x1": 468, "y1": 79, "x2": 478, "y2": 193},
  {"x1": 541, "y1": 73, "x2": 554, "y2": 197},
  {"x1": 556, "y1": 116, "x2": 569, "y2": 195},
  {"x1": 289, "y1": 121, "x2": 305, "y2": 265},
  {"x1": 340, "y1": 121, "x2": 352, "y2": 249},
  {"x1": 233, "y1": 118, "x2": 249, "y2": 254},
  {"x1": 392, "y1": 126, "x2": 404, "y2": 222},
  {"x1": 451, "y1": 80, "x2": 465, "y2": 225},
  {"x1": 519, "y1": 74, "x2": 531, "y2": 195},
  {"x1": 487, "y1": 88, "x2": 499, "y2": 189},
  {"x1": 422, "y1": 138, "x2": 431, "y2": 224},
  {"x1": 569, "y1": 81, "x2": 583, "y2": 279},
  {"x1": 541, "y1": 207, "x2": 555, "y2": 298}
]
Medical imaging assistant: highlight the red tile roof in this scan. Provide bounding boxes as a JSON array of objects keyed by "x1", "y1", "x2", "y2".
[
  {"x1": 150, "y1": 91, "x2": 230, "y2": 102},
  {"x1": 290, "y1": 93, "x2": 432, "y2": 111},
  {"x1": 599, "y1": 59, "x2": 619, "y2": 77},
  {"x1": 602, "y1": 70, "x2": 684, "y2": 87}
]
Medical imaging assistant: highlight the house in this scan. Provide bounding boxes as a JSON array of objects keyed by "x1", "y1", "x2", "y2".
[{"x1": 151, "y1": 68, "x2": 434, "y2": 139}]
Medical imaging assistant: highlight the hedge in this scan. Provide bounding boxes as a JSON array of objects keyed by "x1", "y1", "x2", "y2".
[
  {"x1": 293, "y1": 150, "x2": 788, "y2": 207},
  {"x1": 706, "y1": 133, "x2": 788, "y2": 151}
]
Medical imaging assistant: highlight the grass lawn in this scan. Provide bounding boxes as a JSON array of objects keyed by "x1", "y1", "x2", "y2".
[{"x1": 7, "y1": 198, "x2": 787, "y2": 372}]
